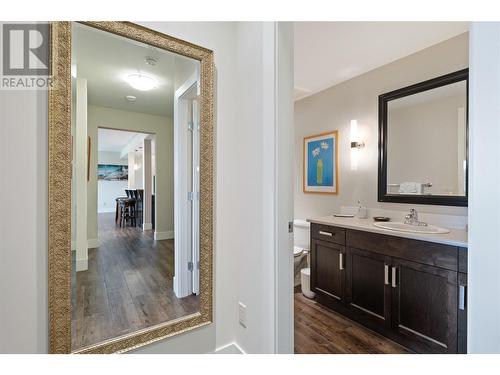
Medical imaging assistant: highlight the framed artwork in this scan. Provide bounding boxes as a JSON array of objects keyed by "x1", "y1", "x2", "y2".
[
  {"x1": 303, "y1": 130, "x2": 339, "y2": 194},
  {"x1": 97, "y1": 164, "x2": 129, "y2": 181}
]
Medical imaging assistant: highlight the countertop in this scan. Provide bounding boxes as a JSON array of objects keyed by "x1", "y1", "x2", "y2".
[{"x1": 307, "y1": 215, "x2": 468, "y2": 248}]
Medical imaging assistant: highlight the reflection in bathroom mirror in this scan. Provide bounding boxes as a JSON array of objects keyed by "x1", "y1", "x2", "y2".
[
  {"x1": 384, "y1": 75, "x2": 468, "y2": 199},
  {"x1": 70, "y1": 22, "x2": 201, "y2": 351}
]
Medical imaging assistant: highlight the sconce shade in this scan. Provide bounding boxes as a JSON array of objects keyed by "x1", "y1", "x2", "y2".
[{"x1": 350, "y1": 120, "x2": 365, "y2": 149}]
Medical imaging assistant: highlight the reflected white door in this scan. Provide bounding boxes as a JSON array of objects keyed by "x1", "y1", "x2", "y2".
[
  {"x1": 174, "y1": 74, "x2": 200, "y2": 298},
  {"x1": 191, "y1": 99, "x2": 200, "y2": 295}
]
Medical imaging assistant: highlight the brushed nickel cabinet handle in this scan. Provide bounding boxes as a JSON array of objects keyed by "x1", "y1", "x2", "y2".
[
  {"x1": 459, "y1": 285, "x2": 466, "y2": 310},
  {"x1": 384, "y1": 264, "x2": 389, "y2": 285},
  {"x1": 339, "y1": 253, "x2": 344, "y2": 270},
  {"x1": 319, "y1": 230, "x2": 333, "y2": 237},
  {"x1": 391, "y1": 267, "x2": 397, "y2": 288}
]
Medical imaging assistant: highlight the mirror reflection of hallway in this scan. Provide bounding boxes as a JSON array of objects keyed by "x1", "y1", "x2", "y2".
[{"x1": 70, "y1": 22, "x2": 201, "y2": 351}]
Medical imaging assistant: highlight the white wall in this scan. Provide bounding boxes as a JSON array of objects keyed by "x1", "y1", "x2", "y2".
[
  {"x1": 468, "y1": 22, "x2": 500, "y2": 353},
  {"x1": 294, "y1": 33, "x2": 469, "y2": 221},
  {"x1": 0, "y1": 87, "x2": 48, "y2": 354},
  {"x1": 98, "y1": 181, "x2": 128, "y2": 213},
  {"x1": 232, "y1": 22, "x2": 274, "y2": 353}
]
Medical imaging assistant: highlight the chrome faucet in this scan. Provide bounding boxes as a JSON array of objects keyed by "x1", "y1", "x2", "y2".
[{"x1": 404, "y1": 209, "x2": 428, "y2": 226}]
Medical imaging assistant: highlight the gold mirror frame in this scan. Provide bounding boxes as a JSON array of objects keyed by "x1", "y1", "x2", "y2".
[{"x1": 48, "y1": 21, "x2": 214, "y2": 354}]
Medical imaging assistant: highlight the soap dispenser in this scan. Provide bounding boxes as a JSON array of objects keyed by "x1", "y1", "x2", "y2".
[{"x1": 357, "y1": 200, "x2": 367, "y2": 219}]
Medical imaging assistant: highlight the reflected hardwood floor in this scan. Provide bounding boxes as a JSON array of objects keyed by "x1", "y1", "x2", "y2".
[
  {"x1": 294, "y1": 292, "x2": 411, "y2": 354},
  {"x1": 71, "y1": 213, "x2": 199, "y2": 350}
]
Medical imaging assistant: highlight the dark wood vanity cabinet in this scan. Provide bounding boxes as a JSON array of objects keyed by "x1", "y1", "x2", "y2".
[
  {"x1": 310, "y1": 239, "x2": 345, "y2": 303},
  {"x1": 345, "y1": 247, "x2": 392, "y2": 330},
  {"x1": 310, "y1": 223, "x2": 468, "y2": 354},
  {"x1": 310, "y1": 224, "x2": 347, "y2": 306},
  {"x1": 390, "y1": 259, "x2": 458, "y2": 353}
]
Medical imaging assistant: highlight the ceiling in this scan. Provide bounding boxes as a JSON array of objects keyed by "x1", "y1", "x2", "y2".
[
  {"x1": 98, "y1": 128, "x2": 146, "y2": 153},
  {"x1": 294, "y1": 22, "x2": 469, "y2": 101},
  {"x1": 73, "y1": 23, "x2": 198, "y2": 117}
]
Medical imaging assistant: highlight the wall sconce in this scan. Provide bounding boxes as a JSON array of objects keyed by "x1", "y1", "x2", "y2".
[
  {"x1": 350, "y1": 119, "x2": 365, "y2": 171},
  {"x1": 350, "y1": 119, "x2": 365, "y2": 149}
]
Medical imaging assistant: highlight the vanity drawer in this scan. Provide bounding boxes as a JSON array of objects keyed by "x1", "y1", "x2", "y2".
[
  {"x1": 311, "y1": 224, "x2": 346, "y2": 246},
  {"x1": 346, "y1": 229, "x2": 458, "y2": 271}
]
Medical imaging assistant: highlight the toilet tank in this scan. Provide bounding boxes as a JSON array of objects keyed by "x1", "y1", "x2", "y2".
[{"x1": 294, "y1": 219, "x2": 310, "y2": 251}]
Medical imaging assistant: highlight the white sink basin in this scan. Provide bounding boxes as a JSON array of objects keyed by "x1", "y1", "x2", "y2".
[{"x1": 373, "y1": 221, "x2": 450, "y2": 234}]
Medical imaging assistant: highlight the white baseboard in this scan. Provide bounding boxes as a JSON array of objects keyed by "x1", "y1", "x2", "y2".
[
  {"x1": 154, "y1": 230, "x2": 174, "y2": 240},
  {"x1": 75, "y1": 257, "x2": 88, "y2": 272},
  {"x1": 173, "y1": 275, "x2": 191, "y2": 299},
  {"x1": 143, "y1": 223, "x2": 153, "y2": 231},
  {"x1": 87, "y1": 238, "x2": 99, "y2": 249},
  {"x1": 71, "y1": 239, "x2": 99, "y2": 251},
  {"x1": 214, "y1": 343, "x2": 245, "y2": 354}
]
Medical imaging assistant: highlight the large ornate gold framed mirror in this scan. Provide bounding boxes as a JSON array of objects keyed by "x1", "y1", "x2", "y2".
[{"x1": 48, "y1": 22, "x2": 214, "y2": 354}]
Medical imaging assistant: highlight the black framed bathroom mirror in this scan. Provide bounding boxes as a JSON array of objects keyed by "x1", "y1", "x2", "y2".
[{"x1": 378, "y1": 69, "x2": 469, "y2": 207}]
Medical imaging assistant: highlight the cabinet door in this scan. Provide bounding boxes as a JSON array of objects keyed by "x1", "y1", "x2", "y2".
[
  {"x1": 391, "y1": 258, "x2": 458, "y2": 353},
  {"x1": 345, "y1": 247, "x2": 392, "y2": 330},
  {"x1": 457, "y1": 272, "x2": 467, "y2": 354},
  {"x1": 311, "y1": 239, "x2": 345, "y2": 302}
]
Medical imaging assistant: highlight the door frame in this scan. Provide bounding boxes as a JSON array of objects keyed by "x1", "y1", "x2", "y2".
[
  {"x1": 268, "y1": 22, "x2": 294, "y2": 354},
  {"x1": 174, "y1": 72, "x2": 200, "y2": 298}
]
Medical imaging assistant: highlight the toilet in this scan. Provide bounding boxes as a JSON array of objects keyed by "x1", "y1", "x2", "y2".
[{"x1": 293, "y1": 219, "x2": 315, "y2": 299}]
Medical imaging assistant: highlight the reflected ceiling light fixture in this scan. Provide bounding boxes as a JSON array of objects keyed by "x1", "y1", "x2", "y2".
[
  {"x1": 125, "y1": 95, "x2": 137, "y2": 102},
  {"x1": 125, "y1": 73, "x2": 158, "y2": 91},
  {"x1": 145, "y1": 56, "x2": 158, "y2": 66}
]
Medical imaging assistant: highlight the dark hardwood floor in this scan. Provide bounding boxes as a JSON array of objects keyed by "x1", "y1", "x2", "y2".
[
  {"x1": 294, "y1": 292, "x2": 411, "y2": 354},
  {"x1": 71, "y1": 212, "x2": 199, "y2": 350}
]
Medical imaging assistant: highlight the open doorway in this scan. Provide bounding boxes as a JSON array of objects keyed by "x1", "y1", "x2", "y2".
[{"x1": 292, "y1": 22, "x2": 469, "y2": 354}]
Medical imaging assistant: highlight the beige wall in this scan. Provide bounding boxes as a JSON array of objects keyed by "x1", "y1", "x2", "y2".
[
  {"x1": 294, "y1": 32, "x2": 469, "y2": 220},
  {"x1": 87, "y1": 105, "x2": 173, "y2": 240}
]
